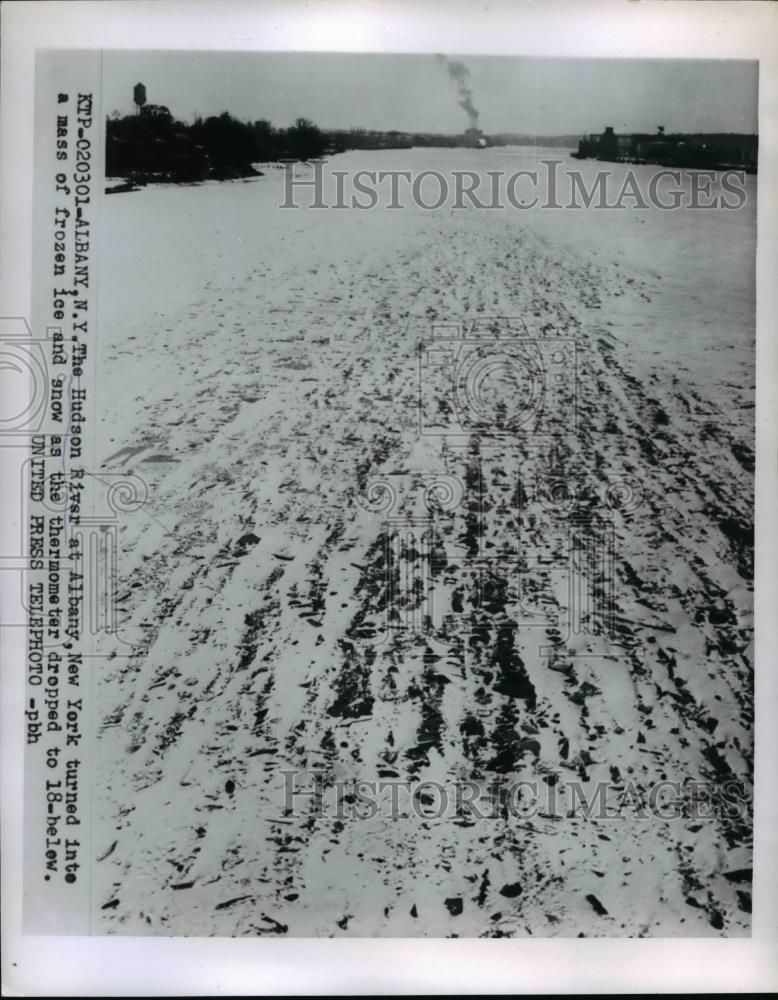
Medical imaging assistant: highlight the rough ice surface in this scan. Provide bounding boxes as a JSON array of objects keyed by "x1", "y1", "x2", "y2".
[{"x1": 93, "y1": 148, "x2": 754, "y2": 937}]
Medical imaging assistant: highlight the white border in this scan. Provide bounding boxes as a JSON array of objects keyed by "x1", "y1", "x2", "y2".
[{"x1": 2, "y1": 1, "x2": 776, "y2": 994}]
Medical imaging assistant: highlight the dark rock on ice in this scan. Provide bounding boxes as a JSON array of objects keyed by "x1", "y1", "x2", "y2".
[
  {"x1": 585, "y1": 893, "x2": 608, "y2": 916},
  {"x1": 234, "y1": 532, "x2": 260, "y2": 557},
  {"x1": 723, "y1": 868, "x2": 752, "y2": 884}
]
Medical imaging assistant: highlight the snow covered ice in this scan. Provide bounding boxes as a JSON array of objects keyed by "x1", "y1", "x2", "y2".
[{"x1": 92, "y1": 147, "x2": 754, "y2": 937}]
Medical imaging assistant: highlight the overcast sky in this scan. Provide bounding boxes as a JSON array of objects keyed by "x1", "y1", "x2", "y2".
[{"x1": 103, "y1": 51, "x2": 758, "y2": 135}]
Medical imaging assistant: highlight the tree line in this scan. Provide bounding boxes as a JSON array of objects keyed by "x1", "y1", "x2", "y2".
[{"x1": 106, "y1": 105, "x2": 328, "y2": 183}]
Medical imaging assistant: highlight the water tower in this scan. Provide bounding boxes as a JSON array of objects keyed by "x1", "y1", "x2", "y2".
[{"x1": 133, "y1": 82, "x2": 147, "y2": 115}]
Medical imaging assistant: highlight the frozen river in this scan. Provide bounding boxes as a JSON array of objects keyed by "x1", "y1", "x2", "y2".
[{"x1": 92, "y1": 146, "x2": 754, "y2": 937}]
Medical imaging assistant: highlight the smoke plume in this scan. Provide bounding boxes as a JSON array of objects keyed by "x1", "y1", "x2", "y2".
[{"x1": 436, "y1": 54, "x2": 479, "y2": 125}]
